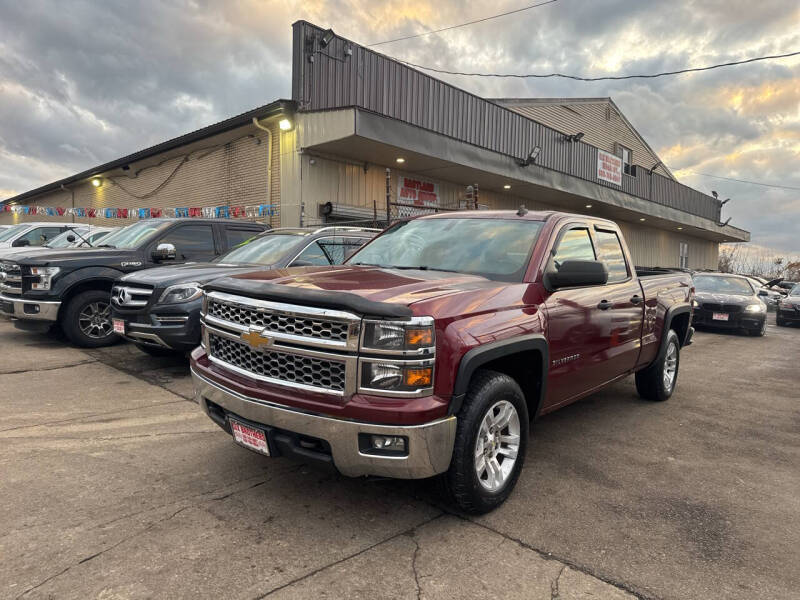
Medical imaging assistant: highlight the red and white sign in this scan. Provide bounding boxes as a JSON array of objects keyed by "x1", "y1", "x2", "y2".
[
  {"x1": 597, "y1": 150, "x2": 623, "y2": 185},
  {"x1": 397, "y1": 176, "x2": 440, "y2": 217}
]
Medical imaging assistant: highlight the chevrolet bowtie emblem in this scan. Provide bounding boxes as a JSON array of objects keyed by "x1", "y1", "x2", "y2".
[{"x1": 241, "y1": 329, "x2": 271, "y2": 349}]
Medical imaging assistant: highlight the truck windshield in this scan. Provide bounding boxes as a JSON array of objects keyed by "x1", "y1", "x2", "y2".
[
  {"x1": 0, "y1": 224, "x2": 25, "y2": 242},
  {"x1": 214, "y1": 233, "x2": 303, "y2": 265},
  {"x1": 349, "y1": 217, "x2": 544, "y2": 282},
  {"x1": 693, "y1": 275, "x2": 754, "y2": 295},
  {"x1": 96, "y1": 221, "x2": 165, "y2": 249}
]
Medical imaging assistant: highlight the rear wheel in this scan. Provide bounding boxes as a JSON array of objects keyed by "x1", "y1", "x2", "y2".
[
  {"x1": 776, "y1": 314, "x2": 786, "y2": 326},
  {"x1": 61, "y1": 290, "x2": 118, "y2": 348},
  {"x1": 439, "y1": 370, "x2": 529, "y2": 514},
  {"x1": 635, "y1": 329, "x2": 680, "y2": 402}
]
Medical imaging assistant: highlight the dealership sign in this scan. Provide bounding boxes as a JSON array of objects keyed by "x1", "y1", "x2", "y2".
[
  {"x1": 397, "y1": 176, "x2": 440, "y2": 217},
  {"x1": 597, "y1": 150, "x2": 622, "y2": 185}
]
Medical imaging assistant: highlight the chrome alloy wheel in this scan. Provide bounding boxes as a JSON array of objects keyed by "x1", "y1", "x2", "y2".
[
  {"x1": 474, "y1": 400, "x2": 521, "y2": 492},
  {"x1": 78, "y1": 301, "x2": 113, "y2": 339},
  {"x1": 663, "y1": 340, "x2": 678, "y2": 393}
]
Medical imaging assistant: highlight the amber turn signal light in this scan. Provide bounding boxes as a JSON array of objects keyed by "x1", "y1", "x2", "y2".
[
  {"x1": 405, "y1": 328, "x2": 433, "y2": 347},
  {"x1": 404, "y1": 367, "x2": 432, "y2": 387}
]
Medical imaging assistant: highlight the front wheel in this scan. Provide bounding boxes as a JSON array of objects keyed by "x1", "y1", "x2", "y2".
[
  {"x1": 439, "y1": 370, "x2": 529, "y2": 514},
  {"x1": 776, "y1": 314, "x2": 786, "y2": 327},
  {"x1": 61, "y1": 290, "x2": 119, "y2": 348},
  {"x1": 750, "y1": 319, "x2": 767, "y2": 337},
  {"x1": 635, "y1": 329, "x2": 680, "y2": 402}
]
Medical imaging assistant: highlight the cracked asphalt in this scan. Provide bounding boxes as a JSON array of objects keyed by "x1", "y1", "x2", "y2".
[{"x1": 1, "y1": 318, "x2": 798, "y2": 599}]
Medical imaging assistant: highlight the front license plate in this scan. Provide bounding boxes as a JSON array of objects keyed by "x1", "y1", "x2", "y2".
[
  {"x1": 112, "y1": 319, "x2": 126, "y2": 334},
  {"x1": 230, "y1": 419, "x2": 270, "y2": 456},
  {"x1": 712, "y1": 312, "x2": 729, "y2": 321}
]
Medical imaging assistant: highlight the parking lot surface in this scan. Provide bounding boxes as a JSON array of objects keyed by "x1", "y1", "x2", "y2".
[{"x1": 1, "y1": 319, "x2": 798, "y2": 599}]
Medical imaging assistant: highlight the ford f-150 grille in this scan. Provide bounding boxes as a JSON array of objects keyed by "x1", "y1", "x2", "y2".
[
  {"x1": 0, "y1": 262, "x2": 22, "y2": 296},
  {"x1": 207, "y1": 297, "x2": 350, "y2": 342},
  {"x1": 208, "y1": 333, "x2": 347, "y2": 392}
]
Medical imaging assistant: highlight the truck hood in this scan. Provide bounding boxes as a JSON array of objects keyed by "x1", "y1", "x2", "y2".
[
  {"x1": 119, "y1": 262, "x2": 271, "y2": 287},
  {"x1": 8, "y1": 247, "x2": 140, "y2": 267},
  {"x1": 215, "y1": 266, "x2": 532, "y2": 319}
]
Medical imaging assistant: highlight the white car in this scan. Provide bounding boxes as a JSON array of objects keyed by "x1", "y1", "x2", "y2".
[
  {"x1": 0, "y1": 222, "x2": 81, "y2": 249},
  {"x1": 0, "y1": 226, "x2": 117, "y2": 260}
]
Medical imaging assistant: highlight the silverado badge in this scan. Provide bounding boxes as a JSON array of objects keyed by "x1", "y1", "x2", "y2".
[{"x1": 241, "y1": 329, "x2": 271, "y2": 349}]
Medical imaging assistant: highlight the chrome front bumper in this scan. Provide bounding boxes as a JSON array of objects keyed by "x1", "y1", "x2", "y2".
[
  {"x1": 0, "y1": 293, "x2": 61, "y2": 321},
  {"x1": 192, "y1": 368, "x2": 457, "y2": 479}
]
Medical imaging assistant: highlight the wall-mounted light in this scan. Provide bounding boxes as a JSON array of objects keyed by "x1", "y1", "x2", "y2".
[
  {"x1": 395, "y1": 157, "x2": 405, "y2": 164},
  {"x1": 585, "y1": 204, "x2": 592, "y2": 209},
  {"x1": 278, "y1": 118, "x2": 293, "y2": 131},
  {"x1": 677, "y1": 226, "x2": 683, "y2": 230},
  {"x1": 565, "y1": 132, "x2": 584, "y2": 143},
  {"x1": 503, "y1": 184, "x2": 511, "y2": 190},
  {"x1": 639, "y1": 217, "x2": 646, "y2": 221},
  {"x1": 320, "y1": 29, "x2": 335, "y2": 48},
  {"x1": 518, "y1": 145, "x2": 541, "y2": 167},
  {"x1": 91, "y1": 177, "x2": 102, "y2": 188}
]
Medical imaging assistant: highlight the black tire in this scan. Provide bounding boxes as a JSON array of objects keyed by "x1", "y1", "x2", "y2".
[
  {"x1": 439, "y1": 370, "x2": 529, "y2": 514},
  {"x1": 134, "y1": 343, "x2": 181, "y2": 357},
  {"x1": 635, "y1": 329, "x2": 680, "y2": 402},
  {"x1": 61, "y1": 289, "x2": 119, "y2": 348},
  {"x1": 750, "y1": 320, "x2": 767, "y2": 337},
  {"x1": 776, "y1": 314, "x2": 786, "y2": 327}
]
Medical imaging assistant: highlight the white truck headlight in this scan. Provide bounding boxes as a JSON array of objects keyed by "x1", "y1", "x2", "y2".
[
  {"x1": 158, "y1": 282, "x2": 203, "y2": 305},
  {"x1": 29, "y1": 266, "x2": 60, "y2": 290},
  {"x1": 691, "y1": 299, "x2": 700, "y2": 308},
  {"x1": 361, "y1": 317, "x2": 435, "y2": 353},
  {"x1": 744, "y1": 303, "x2": 765, "y2": 313}
]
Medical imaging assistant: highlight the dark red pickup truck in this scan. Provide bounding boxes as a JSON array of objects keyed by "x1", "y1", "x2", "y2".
[{"x1": 191, "y1": 210, "x2": 694, "y2": 512}]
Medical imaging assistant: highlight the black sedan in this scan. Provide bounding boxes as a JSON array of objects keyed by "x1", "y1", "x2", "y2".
[
  {"x1": 110, "y1": 226, "x2": 380, "y2": 355},
  {"x1": 691, "y1": 273, "x2": 768, "y2": 336},
  {"x1": 776, "y1": 283, "x2": 800, "y2": 327}
]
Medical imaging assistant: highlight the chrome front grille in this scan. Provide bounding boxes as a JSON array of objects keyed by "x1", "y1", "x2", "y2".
[
  {"x1": 0, "y1": 262, "x2": 22, "y2": 296},
  {"x1": 202, "y1": 291, "x2": 360, "y2": 396},
  {"x1": 208, "y1": 297, "x2": 350, "y2": 343},
  {"x1": 111, "y1": 285, "x2": 154, "y2": 308},
  {"x1": 209, "y1": 333, "x2": 347, "y2": 393}
]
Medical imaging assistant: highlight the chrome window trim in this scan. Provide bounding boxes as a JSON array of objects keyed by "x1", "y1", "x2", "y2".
[{"x1": 357, "y1": 356, "x2": 436, "y2": 398}]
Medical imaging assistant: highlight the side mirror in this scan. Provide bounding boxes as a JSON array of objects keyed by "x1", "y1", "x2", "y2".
[
  {"x1": 66, "y1": 234, "x2": 76, "y2": 243},
  {"x1": 758, "y1": 290, "x2": 767, "y2": 296},
  {"x1": 152, "y1": 242, "x2": 177, "y2": 261},
  {"x1": 12, "y1": 238, "x2": 30, "y2": 247},
  {"x1": 547, "y1": 259, "x2": 608, "y2": 289},
  {"x1": 289, "y1": 260, "x2": 316, "y2": 267}
]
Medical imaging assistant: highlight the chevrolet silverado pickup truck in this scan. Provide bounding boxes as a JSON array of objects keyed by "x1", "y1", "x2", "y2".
[
  {"x1": 190, "y1": 210, "x2": 694, "y2": 513},
  {"x1": 0, "y1": 218, "x2": 267, "y2": 347}
]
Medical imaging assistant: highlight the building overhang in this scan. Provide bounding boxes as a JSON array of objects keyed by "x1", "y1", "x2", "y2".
[{"x1": 300, "y1": 108, "x2": 749, "y2": 243}]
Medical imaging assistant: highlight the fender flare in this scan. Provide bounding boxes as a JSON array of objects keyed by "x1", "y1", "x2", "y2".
[
  {"x1": 449, "y1": 334, "x2": 549, "y2": 418},
  {"x1": 56, "y1": 267, "x2": 125, "y2": 300},
  {"x1": 655, "y1": 304, "x2": 692, "y2": 363}
]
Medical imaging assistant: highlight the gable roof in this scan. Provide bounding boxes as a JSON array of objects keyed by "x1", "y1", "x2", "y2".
[{"x1": 491, "y1": 97, "x2": 674, "y2": 180}]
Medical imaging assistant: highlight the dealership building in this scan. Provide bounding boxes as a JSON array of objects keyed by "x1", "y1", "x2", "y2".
[{"x1": 1, "y1": 21, "x2": 749, "y2": 269}]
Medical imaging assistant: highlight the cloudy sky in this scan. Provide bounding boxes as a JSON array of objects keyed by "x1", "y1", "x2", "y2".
[{"x1": 1, "y1": 0, "x2": 798, "y2": 253}]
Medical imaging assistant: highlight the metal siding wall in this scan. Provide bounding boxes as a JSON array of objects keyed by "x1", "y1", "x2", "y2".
[
  {"x1": 292, "y1": 21, "x2": 721, "y2": 224},
  {"x1": 617, "y1": 221, "x2": 718, "y2": 270},
  {"x1": 1, "y1": 124, "x2": 279, "y2": 228}
]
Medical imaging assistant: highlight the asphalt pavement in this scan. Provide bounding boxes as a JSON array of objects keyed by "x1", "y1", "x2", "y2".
[{"x1": 1, "y1": 318, "x2": 798, "y2": 599}]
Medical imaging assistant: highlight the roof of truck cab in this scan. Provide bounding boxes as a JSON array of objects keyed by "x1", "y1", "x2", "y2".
[{"x1": 418, "y1": 209, "x2": 618, "y2": 226}]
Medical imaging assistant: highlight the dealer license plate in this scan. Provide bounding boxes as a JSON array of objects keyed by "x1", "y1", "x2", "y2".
[
  {"x1": 112, "y1": 319, "x2": 126, "y2": 334},
  {"x1": 712, "y1": 312, "x2": 729, "y2": 321},
  {"x1": 230, "y1": 419, "x2": 270, "y2": 456}
]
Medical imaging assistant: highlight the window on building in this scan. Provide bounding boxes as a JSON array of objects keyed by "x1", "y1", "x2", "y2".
[
  {"x1": 551, "y1": 228, "x2": 596, "y2": 270},
  {"x1": 679, "y1": 242, "x2": 689, "y2": 269},
  {"x1": 594, "y1": 229, "x2": 629, "y2": 282},
  {"x1": 617, "y1": 144, "x2": 635, "y2": 176}
]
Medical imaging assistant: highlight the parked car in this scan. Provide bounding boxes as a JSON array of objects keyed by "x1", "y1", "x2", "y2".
[
  {"x1": 0, "y1": 226, "x2": 117, "y2": 261},
  {"x1": 776, "y1": 283, "x2": 800, "y2": 327},
  {"x1": 0, "y1": 222, "x2": 84, "y2": 249},
  {"x1": 110, "y1": 226, "x2": 380, "y2": 356},
  {"x1": 190, "y1": 210, "x2": 694, "y2": 513},
  {"x1": 691, "y1": 273, "x2": 767, "y2": 336},
  {"x1": 0, "y1": 218, "x2": 268, "y2": 347},
  {"x1": 776, "y1": 281, "x2": 798, "y2": 293},
  {"x1": 742, "y1": 275, "x2": 783, "y2": 310}
]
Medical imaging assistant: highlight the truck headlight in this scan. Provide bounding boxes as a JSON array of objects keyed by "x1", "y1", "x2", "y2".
[
  {"x1": 359, "y1": 359, "x2": 434, "y2": 396},
  {"x1": 361, "y1": 317, "x2": 435, "y2": 353},
  {"x1": 29, "y1": 266, "x2": 60, "y2": 290},
  {"x1": 158, "y1": 282, "x2": 203, "y2": 305},
  {"x1": 744, "y1": 303, "x2": 765, "y2": 313},
  {"x1": 691, "y1": 299, "x2": 700, "y2": 308}
]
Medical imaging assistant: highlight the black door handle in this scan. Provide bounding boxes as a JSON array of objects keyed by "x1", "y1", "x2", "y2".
[
  {"x1": 597, "y1": 300, "x2": 612, "y2": 310},
  {"x1": 630, "y1": 294, "x2": 643, "y2": 305}
]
